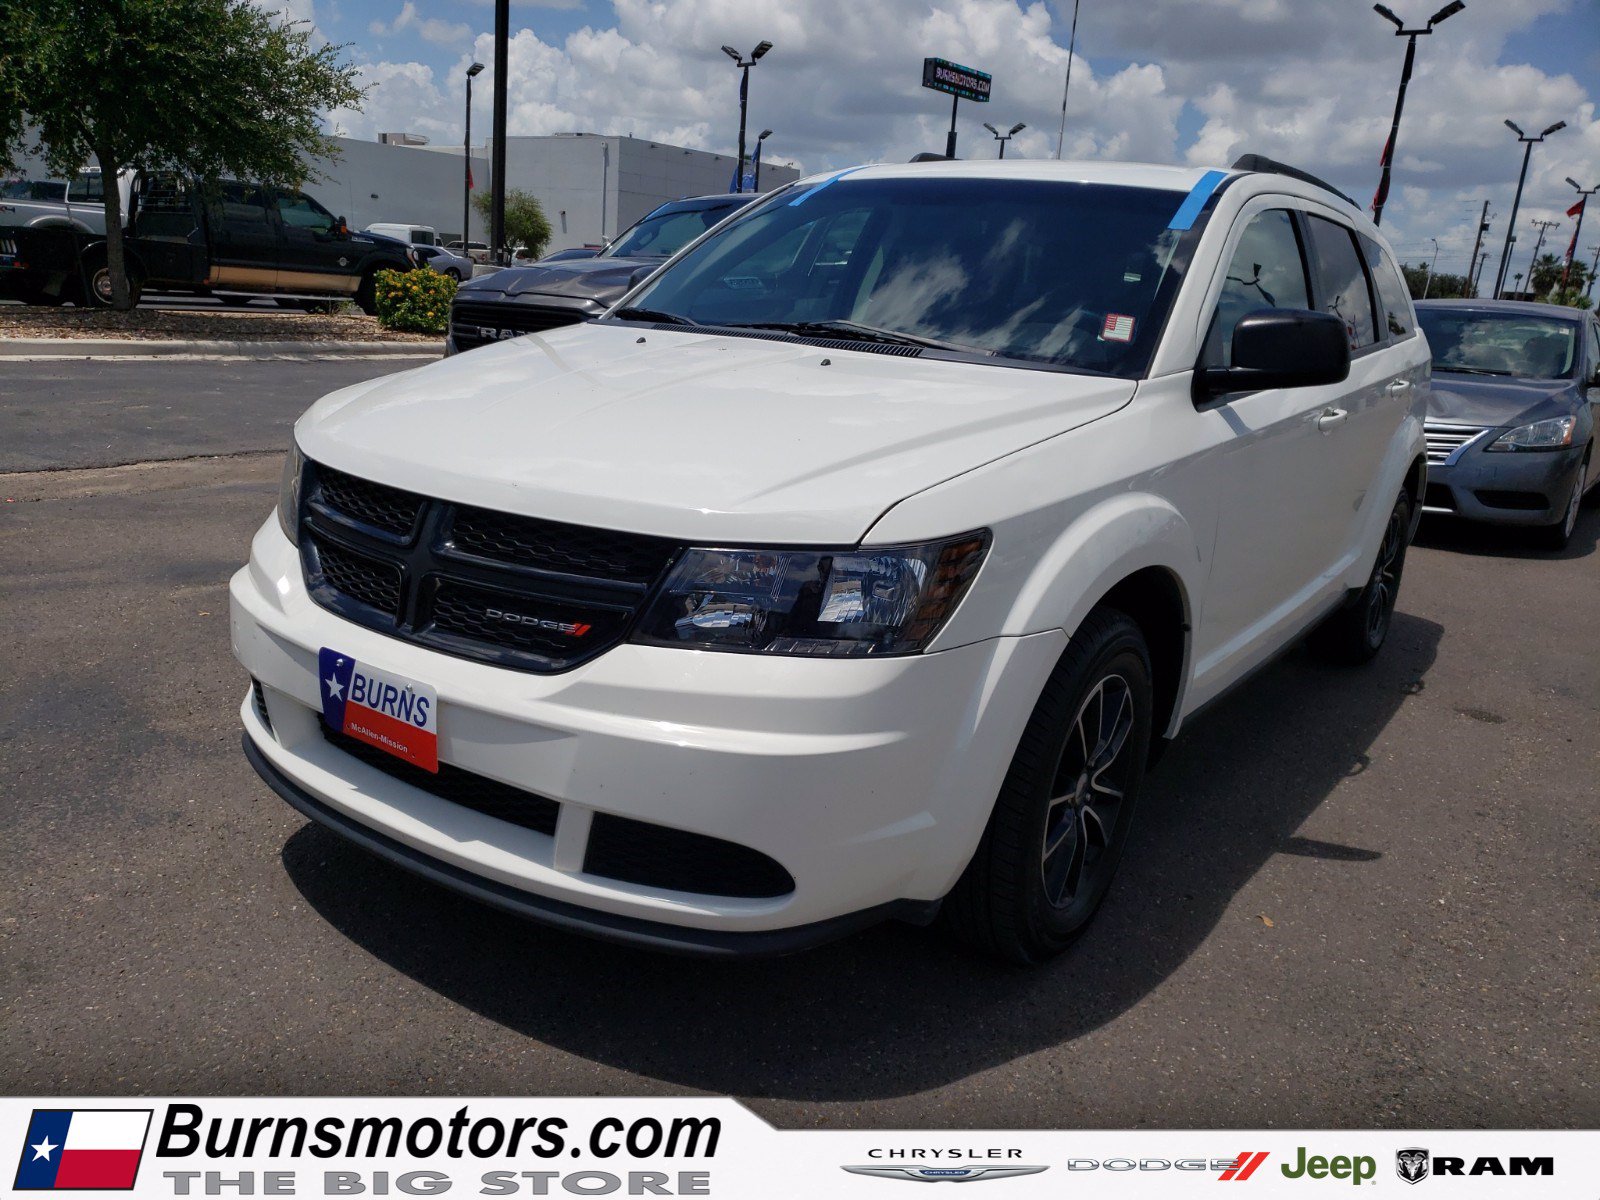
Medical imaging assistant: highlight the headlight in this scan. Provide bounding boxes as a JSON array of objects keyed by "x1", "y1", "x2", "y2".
[
  {"x1": 276, "y1": 442, "x2": 304, "y2": 544},
  {"x1": 632, "y1": 532, "x2": 990, "y2": 657},
  {"x1": 1486, "y1": 416, "x2": 1577, "y2": 451}
]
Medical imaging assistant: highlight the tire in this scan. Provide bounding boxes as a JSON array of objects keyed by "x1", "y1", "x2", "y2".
[
  {"x1": 445, "y1": 268, "x2": 463, "y2": 283},
  {"x1": 84, "y1": 258, "x2": 142, "y2": 309},
  {"x1": 354, "y1": 270, "x2": 379, "y2": 316},
  {"x1": 1534, "y1": 452, "x2": 1587, "y2": 551},
  {"x1": 1310, "y1": 488, "x2": 1410, "y2": 665},
  {"x1": 943, "y1": 608, "x2": 1153, "y2": 965}
]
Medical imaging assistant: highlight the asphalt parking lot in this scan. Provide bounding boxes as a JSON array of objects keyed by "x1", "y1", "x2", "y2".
[{"x1": 2, "y1": 355, "x2": 1596, "y2": 1128}]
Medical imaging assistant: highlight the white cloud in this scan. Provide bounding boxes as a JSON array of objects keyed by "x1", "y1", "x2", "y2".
[
  {"x1": 326, "y1": 0, "x2": 1599, "y2": 266},
  {"x1": 369, "y1": 1, "x2": 470, "y2": 46}
]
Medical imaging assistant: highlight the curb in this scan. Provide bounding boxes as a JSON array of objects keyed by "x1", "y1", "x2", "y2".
[{"x1": 0, "y1": 338, "x2": 440, "y2": 359}]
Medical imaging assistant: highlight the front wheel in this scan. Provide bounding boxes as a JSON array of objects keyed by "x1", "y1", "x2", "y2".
[
  {"x1": 1310, "y1": 489, "x2": 1410, "y2": 665},
  {"x1": 1534, "y1": 453, "x2": 1587, "y2": 551},
  {"x1": 943, "y1": 608, "x2": 1153, "y2": 964}
]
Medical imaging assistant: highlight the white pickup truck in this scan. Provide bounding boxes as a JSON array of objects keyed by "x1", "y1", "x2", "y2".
[{"x1": 0, "y1": 169, "x2": 127, "y2": 234}]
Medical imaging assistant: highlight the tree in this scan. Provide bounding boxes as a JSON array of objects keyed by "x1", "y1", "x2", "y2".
[
  {"x1": 1400, "y1": 261, "x2": 1470, "y2": 300},
  {"x1": 6, "y1": 0, "x2": 365, "y2": 309},
  {"x1": 474, "y1": 188, "x2": 553, "y2": 261}
]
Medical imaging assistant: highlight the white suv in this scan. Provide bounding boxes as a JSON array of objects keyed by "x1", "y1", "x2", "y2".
[{"x1": 233, "y1": 157, "x2": 1428, "y2": 963}]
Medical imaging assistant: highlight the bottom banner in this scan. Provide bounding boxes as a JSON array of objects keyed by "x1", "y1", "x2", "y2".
[{"x1": 5, "y1": 1099, "x2": 1594, "y2": 1198}]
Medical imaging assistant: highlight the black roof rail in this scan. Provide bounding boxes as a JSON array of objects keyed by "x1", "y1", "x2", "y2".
[
  {"x1": 1230, "y1": 154, "x2": 1359, "y2": 211},
  {"x1": 909, "y1": 152, "x2": 954, "y2": 162}
]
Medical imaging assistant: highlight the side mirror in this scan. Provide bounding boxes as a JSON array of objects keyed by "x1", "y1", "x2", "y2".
[
  {"x1": 335, "y1": 216, "x2": 349, "y2": 236},
  {"x1": 1194, "y1": 308, "x2": 1351, "y2": 403}
]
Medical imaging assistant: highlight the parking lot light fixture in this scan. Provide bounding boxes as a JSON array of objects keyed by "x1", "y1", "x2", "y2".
[
  {"x1": 755, "y1": 129, "x2": 772, "y2": 191},
  {"x1": 983, "y1": 120, "x2": 1026, "y2": 158},
  {"x1": 1369, "y1": 0, "x2": 1464, "y2": 226},
  {"x1": 723, "y1": 40, "x2": 774, "y2": 192},
  {"x1": 463, "y1": 62, "x2": 484, "y2": 256},
  {"x1": 1493, "y1": 117, "x2": 1568, "y2": 296}
]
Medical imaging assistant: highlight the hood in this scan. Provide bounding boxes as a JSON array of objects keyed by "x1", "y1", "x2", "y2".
[
  {"x1": 1428, "y1": 371, "x2": 1583, "y2": 428},
  {"x1": 296, "y1": 323, "x2": 1135, "y2": 544},
  {"x1": 456, "y1": 256, "x2": 655, "y2": 306}
]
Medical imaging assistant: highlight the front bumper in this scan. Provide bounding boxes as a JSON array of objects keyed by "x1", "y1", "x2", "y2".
[
  {"x1": 232, "y1": 517, "x2": 1061, "y2": 951},
  {"x1": 1423, "y1": 435, "x2": 1585, "y2": 527}
]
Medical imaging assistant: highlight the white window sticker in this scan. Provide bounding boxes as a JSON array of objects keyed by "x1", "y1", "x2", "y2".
[{"x1": 1101, "y1": 313, "x2": 1135, "y2": 342}]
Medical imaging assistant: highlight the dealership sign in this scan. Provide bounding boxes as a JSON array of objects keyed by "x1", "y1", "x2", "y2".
[{"x1": 921, "y1": 57, "x2": 991, "y2": 103}]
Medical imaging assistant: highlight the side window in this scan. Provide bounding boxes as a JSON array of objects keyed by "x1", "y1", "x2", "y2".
[
  {"x1": 276, "y1": 191, "x2": 334, "y2": 233},
  {"x1": 68, "y1": 171, "x2": 104, "y2": 202},
  {"x1": 1204, "y1": 208, "x2": 1311, "y2": 366},
  {"x1": 1360, "y1": 234, "x2": 1413, "y2": 342},
  {"x1": 1306, "y1": 215, "x2": 1378, "y2": 351},
  {"x1": 218, "y1": 182, "x2": 270, "y2": 224}
]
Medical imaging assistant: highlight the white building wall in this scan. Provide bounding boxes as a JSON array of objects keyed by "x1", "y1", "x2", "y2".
[{"x1": 311, "y1": 138, "x2": 490, "y2": 245}]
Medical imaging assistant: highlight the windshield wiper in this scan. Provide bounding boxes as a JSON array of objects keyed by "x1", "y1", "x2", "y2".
[
  {"x1": 725, "y1": 319, "x2": 986, "y2": 354},
  {"x1": 610, "y1": 307, "x2": 698, "y2": 326},
  {"x1": 1439, "y1": 366, "x2": 1513, "y2": 376}
]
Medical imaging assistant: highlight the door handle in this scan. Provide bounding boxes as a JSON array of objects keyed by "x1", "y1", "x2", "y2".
[
  {"x1": 1388, "y1": 378, "x2": 1412, "y2": 393},
  {"x1": 1315, "y1": 407, "x2": 1349, "y2": 432}
]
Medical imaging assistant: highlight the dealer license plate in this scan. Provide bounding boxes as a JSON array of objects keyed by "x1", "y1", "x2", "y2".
[{"x1": 319, "y1": 648, "x2": 439, "y2": 773}]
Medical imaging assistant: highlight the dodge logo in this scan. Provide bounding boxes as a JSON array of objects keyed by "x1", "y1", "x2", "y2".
[{"x1": 484, "y1": 608, "x2": 591, "y2": 637}]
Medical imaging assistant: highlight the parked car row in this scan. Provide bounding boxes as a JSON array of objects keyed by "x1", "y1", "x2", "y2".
[
  {"x1": 236, "y1": 154, "x2": 1511, "y2": 965},
  {"x1": 1, "y1": 171, "x2": 418, "y2": 310}
]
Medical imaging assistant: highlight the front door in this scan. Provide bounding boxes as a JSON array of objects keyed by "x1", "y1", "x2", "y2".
[
  {"x1": 272, "y1": 188, "x2": 358, "y2": 296},
  {"x1": 1191, "y1": 203, "x2": 1352, "y2": 688},
  {"x1": 205, "y1": 181, "x2": 278, "y2": 291}
]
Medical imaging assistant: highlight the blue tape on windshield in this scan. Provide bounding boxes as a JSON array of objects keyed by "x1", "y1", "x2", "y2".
[
  {"x1": 789, "y1": 166, "x2": 865, "y2": 206},
  {"x1": 1167, "y1": 170, "x2": 1227, "y2": 231}
]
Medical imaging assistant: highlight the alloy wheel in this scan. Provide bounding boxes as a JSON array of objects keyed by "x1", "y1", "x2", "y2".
[
  {"x1": 1041, "y1": 673, "x2": 1134, "y2": 910},
  {"x1": 1366, "y1": 505, "x2": 1405, "y2": 643}
]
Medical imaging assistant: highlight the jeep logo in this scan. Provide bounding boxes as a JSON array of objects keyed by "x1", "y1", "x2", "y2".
[
  {"x1": 485, "y1": 608, "x2": 591, "y2": 637},
  {"x1": 1280, "y1": 1148, "x2": 1377, "y2": 1184}
]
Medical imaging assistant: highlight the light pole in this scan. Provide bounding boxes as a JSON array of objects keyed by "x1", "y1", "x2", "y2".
[
  {"x1": 1369, "y1": 1, "x2": 1465, "y2": 226},
  {"x1": 1560, "y1": 177, "x2": 1597, "y2": 292},
  {"x1": 1494, "y1": 119, "x2": 1567, "y2": 297},
  {"x1": 1524, "y1": 218, "x2": 1558, "y2": 298},
  {"x1": 1422, "y1": 237, "x2": 1440, "y2": 297},
  {"x1": 463, "y1": 62, "x2": 483, "y2": 254},
  {"x1": 1054, "y1": 0, "x2": 1082, "y2": 159},
  {"x1": 983, "y1": 121, "x2": 1026, "y2": 159},
  {"x1": 1465, "y1": 199, "x2": 1490, "y2": 296},
  {"x1": 1587, "y1": 244, "x2": 1600, "y2": 300},
  {"x1": 721, "y1": 40, "x2": 773, "y2": 193},
  {"x1": 1473, "y1": 249, "x2": 1490, "y2": 295},
  {"x1": 753, "y1": 129, "x2": 772, "y2": 192}
]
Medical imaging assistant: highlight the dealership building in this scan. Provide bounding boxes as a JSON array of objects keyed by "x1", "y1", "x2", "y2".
[{"x1": 307, "y1": 132, "x2": 800, "y2": 251}]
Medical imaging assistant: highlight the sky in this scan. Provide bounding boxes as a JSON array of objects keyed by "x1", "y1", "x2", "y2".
[{"x1": 265, "y1": 0, "x2": 1600, "y2": 284}]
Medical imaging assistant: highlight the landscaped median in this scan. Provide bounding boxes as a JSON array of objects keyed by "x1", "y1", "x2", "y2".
[{"x1": 0, "y1": 306, "x2": 442, "y2": 357}]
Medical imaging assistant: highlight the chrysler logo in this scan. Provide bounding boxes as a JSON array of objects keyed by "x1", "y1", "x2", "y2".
[{"x1": 842, "y1": 1165, "x2": 1048, "y2": 1183}]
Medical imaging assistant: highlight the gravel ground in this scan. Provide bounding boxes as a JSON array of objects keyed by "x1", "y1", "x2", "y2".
[{"x1": 0, "y1": 306, "x2": 438, "y2": 343}]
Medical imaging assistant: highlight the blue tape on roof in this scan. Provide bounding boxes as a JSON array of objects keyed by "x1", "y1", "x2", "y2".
[
  {"x1": 1167, "y1": 169, "x2": 1227, "y2": 231},
  {"x1": 789, "y1": 166, "x2": 865, "y2": 206}
]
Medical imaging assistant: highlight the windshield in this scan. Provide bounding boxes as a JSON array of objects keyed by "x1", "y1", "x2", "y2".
[
  {"x1": 1417, "y1": 309, "x2": 1578, "y2": 380},
  {"x1": 618, "y1": 177, "x2": 1195, "y2": 376},
  {"x1": 603, "y1": 201, "x2": 746, "y2": 259}
]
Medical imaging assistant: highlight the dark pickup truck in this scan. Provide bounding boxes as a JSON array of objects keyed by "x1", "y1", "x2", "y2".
[{"x1": 1, "y1": 173, "x2": 416, "y2": 310}]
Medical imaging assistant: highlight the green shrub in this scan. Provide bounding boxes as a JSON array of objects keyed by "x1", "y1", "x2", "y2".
[{"x1": 373, "y1": 267, "x2": 456, "y2": 334}]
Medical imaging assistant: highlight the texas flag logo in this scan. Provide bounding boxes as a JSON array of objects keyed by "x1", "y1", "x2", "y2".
[{"x1": 14, "y1": 1109, "x2": 152, "y2": 1190}]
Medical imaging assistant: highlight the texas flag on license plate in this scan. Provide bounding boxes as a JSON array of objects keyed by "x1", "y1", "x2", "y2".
[
  {"x1": 320, "y1": 648, "x2": 439, "y2": 772},
  {"x1": 14, "y1": 1109, "x2": 152, "y2": 1190}
]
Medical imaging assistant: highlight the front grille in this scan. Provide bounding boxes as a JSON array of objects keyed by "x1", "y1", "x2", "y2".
[
  {"x1": 1425, "y1": 422, "x2": 1490, "y2": 466},
  {"x1": 0, "y1": 236, "x2": 17, "y2": 258},
  {"x1": 583, "y1": 813, "x2": 796, "y2": 899},
  {"x1": 321, "y1": 722, "x2": 558, "y2": 836},
  {"x1": 315, "y1": 465, "x2": 423, "y2": 539},
  {"x1": 450, "y1": 505, "x2": 677, "y2": 583},
  {"x1": 311, "y1": 537, "x2": 403, "y2": 617},
  {"x1": 450, "y1": 300, "x2": 589, "y2": 351},
  {"x1": 299, "y1": 459, "x2": 680, "y2": 673}
]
